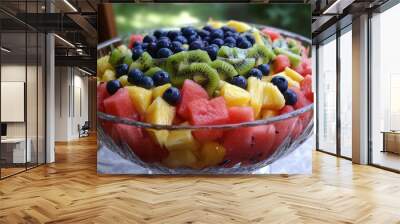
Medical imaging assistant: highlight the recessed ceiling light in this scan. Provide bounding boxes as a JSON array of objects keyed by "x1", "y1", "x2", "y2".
[
  {"x1": 54, "y1": 34, "x2": 75, "y2": 48},
  {"x1": 63, "y1": 0, "x2": 78, "y2": 12},
  {"x1": 1, "y1": 47, "x2": 11, "y2": 53}
]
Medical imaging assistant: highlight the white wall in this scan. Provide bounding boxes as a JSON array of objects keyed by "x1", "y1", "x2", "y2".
[{"x1": 54, "y1": 67, "x2": 89, "y2": 141}]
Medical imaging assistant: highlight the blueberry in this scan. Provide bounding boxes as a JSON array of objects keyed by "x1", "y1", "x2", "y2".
[
  {"x1": 210, "y1": 29, "x2": 224, "y2": 39},
  {"x1": 203, "y1": 36, "x2": 211, "y2": 43},
  {"x1": 224, "y1": 42, "x2": 236, "y2": 48},
  {"x1": 284, "y1": 89, "x2": 297, "y2": 105},
  {"x1": 202, "y1": 41, "x2": 209, "y2": 48},
  {"x1": 257, "y1": 64, "x2": 270, "y2": 76},
  {"x1": 221, "y1": 26, "x2": 235, "y2": 33},
  {"x1": 146, "y1": 42, "x2": 158, "y2": 57},
  {"x1": 162, "y1": 87, "x2": 181, "y2": 105},
  {"x1": 158, "y1": 36, "x2": 170, "y2": 42},
  {"x1": 230, "y1": 75, "x2": 247, "y2": 89},
  {"x1": 171, "y1": 41, "x2": 183, "y2": 53},
  {"x1": 211, "y1": 38, "x2": 224, "y2": 47},
  {"x1": 237, "y1": 40, "x2": 252, "y2": 49},
  {"x1": 132, "y1": 42, "x2": 142, "y2": 49},
  {"x1": 189, "y1": 40, "x2": 203, "y2": 50},
  {"x1": 141, "y1": 42, "x2": 149, "y2": 50},
  {"x1": 143, "y1": 35, "x2": 156, "y2": 43},
  {"x1": 115, "y1": 63, "x2": 129, "y2": 77},
  {"x1": 230, "y1": 32, "x2": 240, "y2": 39},
  {"x1": 157, "y1": 39, "x2": 171, "y2": 49},
  {"x1": 138, "y1": 76, "x2": 154, "y2": 89},
  {"x1": 167, "y1": 30, "x2": 181, "y2": 40},
  {"x1": 157, "y1": 48, "x2": 173, "y2": 58},
  {"x1": 224, "y1": 36, "x2": 236, "y2": 45},
  {"x1": 204, "y1": 45, "x2": 218, "y2": 60},
  {"x1": 106, "y1": 80, "x2": 121, "y2": 95},
  {"x1": 198, "y1": 29, "x2": 210, "y2": 38},
  {"x1": 236, "y1": 36, "x2": 247, "y2": 44},
  {"x1": 203, "y1": 25, "x2": 214, "y2": 32},
  {"x1": 247, "y1": 68, "x2": 263, "y2": 79},
  {"x1": 174, "y1": 35, "x2": 188, "y2": 44},
  {"x1": 128, "y1": 69, "x2": 144, "y2": 85},
  {"x1": 271, "y1": 76, "x2": 289, "y2": 93},
  {"x1": 131, "y1": 47, "x2": 144, "y2": 61},
  {"x1": 154, "y1": 30, "x2": 167, "y2": 38},
  {"x1": 152, "y1": 71, "x2": 170, "y2": 86},
  {"x1": 187, "y1": 34, "x2": 200, "y2": 43},
  {"x1": 244, "y1": 34, "x2": 255, "y2": 45},
  {"x1": 181, "y1": 27, "x2": 196, "y2": 37}
]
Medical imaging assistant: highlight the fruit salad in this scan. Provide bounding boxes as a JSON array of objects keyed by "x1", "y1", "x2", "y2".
[{"x1": 97, "y1": 20, "x2": 313, "y2": 169}]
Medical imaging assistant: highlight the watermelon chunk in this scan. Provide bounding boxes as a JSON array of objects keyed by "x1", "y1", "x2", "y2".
[
  {"x1": 128, "y1": 34, "x2": 143, "y2": 49},
  {"x1": 248, "y1": 124, "x2": 276, "y2": 163},
  {"x1": 300, "y1": 75, "x2": 313, "y2": 102},
  {"x1": 187, "y1": 97, "x2": 229, "y2": 142},
  {"x1": 223, "y1": 124, "x2": 277, "y2": 166},
  {"x1": 228, "y1": 106, "x2": 254, "y2": 124},
  {"x1": 97, "y1": 83, "x2": 110, "y2": 113},
  {"x1": 103, "y1": 88, "x2": 142, "y2": 146},
  {"x1": 291, "y1": 87, "x2": 313, "y2": 128},
  {"x1": 273, "y1": 55, "x2": 290, "y2": 73},
  {"x1": 273, "y1": 105, "x2": 298, "y2": 150},
  {"x1": 177, "y1": 80, "x2": 209, "y2": 120},
  {"x1": 261, "y1": 28, "x2": 281, "y2": 42}
]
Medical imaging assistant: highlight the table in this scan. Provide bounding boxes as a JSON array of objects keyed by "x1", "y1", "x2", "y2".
[
  {"x1": 381, "y1": 131, "x2": 400, "y2": 154},
  {"x1": 1, "y1": 138, "x2": 31, "y2": 163}
]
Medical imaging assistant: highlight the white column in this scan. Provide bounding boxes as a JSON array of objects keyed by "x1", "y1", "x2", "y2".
[{"x1": 352, "y1": 14, "x2": 369, "y2": 164}]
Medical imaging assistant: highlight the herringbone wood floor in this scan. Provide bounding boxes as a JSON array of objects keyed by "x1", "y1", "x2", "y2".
[{"x1": 1, "y1": 134, "x2": 400, "y2": 224}]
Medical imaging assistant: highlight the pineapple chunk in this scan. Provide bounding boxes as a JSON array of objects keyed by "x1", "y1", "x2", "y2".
[
  {"x1": 208, "y1": 18, "x2": 224, "y2": 29},
  {"x1": 253, "y1": 30, "x2": 264, "y2": 46},
  {"x1": 247, "y1": 77, "x2": 266, "y2": 118},
  {"x1": 152, "y1": 83, "x2": 171, "y2": 99},
  {"x1": 145, "y1": 97, "x2": 175, "y2": 146},
  {"x1": 126, "y1": 86, "x2": 153, "y2": 115},
  {"x1": 261, "y1": 109, "x2": 279, "y2": 119},
  {"x1": 102, "y1": 69, "x2": 116, "y2": 82},
  {"x1": 262, "y1": 73, "x2": 300, "y2": 88},
  {"x1": 262, "y1": 83, "x2": 285, "y2": 110},
  {"x1": 226, "y1": 20, "x2": 251, "y2": 33},
  {"x1": 220, "y1": 82, "x2": 251, "y2": 107},
  {"x1": 162, "y1": 148, "x2": 198, "y2": 169},
  {"x1": 196, "y1": 142, "x2": 226, "y2": 168},
  {"x1": 97, "y1": 55, "x2": 113, "y2": 76},
  {"x1": 165, "y1": 129, "x2": 200, "y2": 155},
  {"x1": 118, "y1": 75, "x2": 129, "y2": 87},
  {"x1": 284, "y1": 67, "x2": 304, "y2": 82}
]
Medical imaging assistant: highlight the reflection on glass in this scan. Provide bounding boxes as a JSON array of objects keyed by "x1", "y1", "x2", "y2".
[
  {"x1": 317, "y1": 37, "x2": 337, "y2": 154},
  {"x1": 340, "y1": 29, "x2": 352, "y2": 158},
  {"x1": 371, "y1": 4, "x2": 400, "y2": 171}
]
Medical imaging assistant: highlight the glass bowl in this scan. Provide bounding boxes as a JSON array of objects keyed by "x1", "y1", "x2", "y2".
[{"x1": 97, "y1": 24, "x2": 314, "y2": 174}]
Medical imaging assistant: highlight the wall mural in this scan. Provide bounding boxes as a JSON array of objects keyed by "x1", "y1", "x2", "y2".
[{"x1": 97, "y1": 3, "x2": 314, "y2": 174}]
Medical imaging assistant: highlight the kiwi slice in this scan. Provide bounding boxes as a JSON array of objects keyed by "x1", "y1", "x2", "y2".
[
  {"x1": 135, "y1": 52, "x2": 153, "y2": 72},
  {"x1": 165, "y1": 51, "x2": 188, "y2": 76},
  {"x1": 129, "y1": 61, "x2": 144, "y2": 71},
  {"x1": 217, "y1": 46, "x2": 241, "y2": 59},
  {"x1": 171, "y1": 64, "x2": 191, "y2": 87},
  {"x1": 178, "y1": 63, "x2": 220, "y2": 96},
  {"x1": 225, "y1": 58, "x2": 256, "y2": 76},
  {"x1": 247, "y1": 44, "x2": 274, "y2": 66},
  {"x1": 144, "y1": 67, "x2": 163, "y2": 77},
  {"x1": 274, "y1": 48, "x2": 301, "y2": 67},
  {"x1": 186, "y1": 50, "x2": 211, "y2": 64},
  {"x1": 210, "y1": 60, "x2": 238, "y2": 80},
  {"x1": 109, "y1": 48, "x2": 124, "y2": 66}
]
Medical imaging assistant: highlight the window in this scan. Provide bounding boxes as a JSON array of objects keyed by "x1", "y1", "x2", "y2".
[
  {"x1": 317, "y1": 36, "x2": 337, "y2": 154},
  {"x1": 370, "y1": 3, "x2": 400, "y2": 171}
]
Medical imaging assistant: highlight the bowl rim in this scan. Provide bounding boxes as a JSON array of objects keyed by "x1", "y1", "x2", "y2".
[{"x1": 97, "y1": 22, "x2": 313, "y2": 130}]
